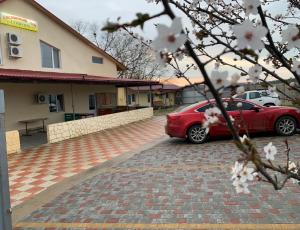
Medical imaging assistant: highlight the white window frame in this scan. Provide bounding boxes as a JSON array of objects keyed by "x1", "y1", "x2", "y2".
[{"x1": 40, "y1": 41, "x2": 61, "y2": 69}]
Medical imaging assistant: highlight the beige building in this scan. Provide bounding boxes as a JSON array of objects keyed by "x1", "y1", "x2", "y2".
[
  {"x1": 0, "y1": 0, "x2": 157, "y2": 153},
  {"x1": 0, "y1": 0, "x2": 158, "y2": 152}
]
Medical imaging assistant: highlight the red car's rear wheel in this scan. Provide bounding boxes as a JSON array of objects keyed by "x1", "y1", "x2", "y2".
[{"x1": 275, "y1": 116, "x2": 297, "y2": 136}]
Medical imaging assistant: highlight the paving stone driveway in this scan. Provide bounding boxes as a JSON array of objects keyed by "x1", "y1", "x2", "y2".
[{"x1": 15, "y1": 134, "x2": 300, "y2": 229}]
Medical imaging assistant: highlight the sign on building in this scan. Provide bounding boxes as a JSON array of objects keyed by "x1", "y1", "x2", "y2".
[{"x1": 0, "y1": 12, "x2": 38, "y2": 32}]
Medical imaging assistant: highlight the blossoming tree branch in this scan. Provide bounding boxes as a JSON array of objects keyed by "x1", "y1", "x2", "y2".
[{"x1": 103, "y1": 0, "x2": 300, "y2": 193}]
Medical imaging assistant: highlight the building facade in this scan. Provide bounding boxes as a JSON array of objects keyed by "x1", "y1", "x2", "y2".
[{"x1": 0, "y1": 0, "x2": 156, "y2": 133}]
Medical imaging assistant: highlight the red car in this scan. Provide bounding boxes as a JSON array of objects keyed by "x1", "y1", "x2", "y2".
[{"x1": 166, "y1": 99, "x2": 300, "y2": 144}]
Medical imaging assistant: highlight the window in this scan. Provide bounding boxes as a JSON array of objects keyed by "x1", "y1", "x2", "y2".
[
  {"x1": 40, "y1": 41, "x2": 60, "y2": 68},
  {"x1": 97, "y1": 93, "x2": 116, "y2": 106},
  {"x1": 92, "y1": 56, "x2": 103, "y2": 64},
  {"x1": 197, "y1": 103, "x2": 214, "y2": 112},
  {"x1": 166, "y1": 93, "x2": 169, "y2": 99},
  {"x1": 127, "y1": 94, "x2": 132, "y2": 104},
  {"x1": 131, "y1": 94, "x2": 136, "y2": 102},
  {"x1": 249, "y1": 92, "x2": 261, "y2": 99},
  {"x1": 226, "y1": 101, "x2": 254, "y2": 111},
  {"x1": 49, "y1": 94, "x2": 64, "y2": 112},
  {"x1": 89, "y1": 95, "x2": 96, "y2": 110}
]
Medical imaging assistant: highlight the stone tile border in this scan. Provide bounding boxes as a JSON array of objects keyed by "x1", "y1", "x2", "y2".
[
  {"x1": 47, "y1": 107, "x2": 153, "y2": 143},
  {"x1": 14, "y1": 222, "x2": 300, "y2": 229}
]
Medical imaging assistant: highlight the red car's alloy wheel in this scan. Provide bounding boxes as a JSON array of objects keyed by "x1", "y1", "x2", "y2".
[
  {"x1": 276, "y1": 116, "x2": 297, "y2": 136},
  {"x1": 188, "y1": 125, "x2": 208, "y2": 144}
]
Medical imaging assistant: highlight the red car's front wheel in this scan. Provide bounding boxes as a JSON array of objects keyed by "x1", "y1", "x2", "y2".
[{"x1": 187, "y1": 125, "x2": 208, "y2": 144}]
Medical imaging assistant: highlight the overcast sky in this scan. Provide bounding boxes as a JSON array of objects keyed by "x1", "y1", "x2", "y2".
[
  {"x1": 36, "y1": 0, "x2": 168, "y2": 39},
  {"x1": 35, "y1": 1, "x2": 292, "y2": 84}
]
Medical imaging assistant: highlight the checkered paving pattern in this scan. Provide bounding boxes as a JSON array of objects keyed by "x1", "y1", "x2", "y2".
[{"x1": 8, "y1": 116, "x2": 166, "y2": 207}]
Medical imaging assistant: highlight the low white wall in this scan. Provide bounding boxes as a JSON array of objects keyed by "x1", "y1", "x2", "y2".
[{"x1": 47, "y1": 107, "x2": 153, "y2": 143}]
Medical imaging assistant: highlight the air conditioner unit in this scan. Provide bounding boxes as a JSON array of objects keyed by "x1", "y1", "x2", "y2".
[
  {"x1": 9, "y1": 46, "x2": 22, "y2": 58},
  {"x1": 36, "y1": 94, "x2": 48, "y2": 104},
  {"x1": 7, "y1": 33, "x2": 22, "y2": 45}
]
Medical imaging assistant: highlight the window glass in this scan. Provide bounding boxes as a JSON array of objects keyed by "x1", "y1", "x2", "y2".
[
  {"x1": 41, "y1": 42, "x2": 53, "y2": 68},
  {"x1": 49, "y1": 94, "x2": 64, "y2": 112},
  {"x1": 127, "y1": 95, "x2": 132, "y2": 104},
  {"x1": 241, "y1": 102, "x2": 254, "y2": 110},
  {"x1": 56, "y1": 95, "x2": 64, "y2": 112},
  {"x1": 53, "y1": 48, "x2": 60, "y2": 68},
  {"x1": 249, "y1": 92, "x2": 261, "y2": 99},
  {"x1": 41, "y1": 41, "x2": 60, "y2": 68},
  {"x1": 92, "y1": 56, "x2": 103, "y2": 64},
  {"x1": 132, "y1": 94, "x2": 136, "y2": 102},
  {"x1": 197, "y1": 103, "x2": 214, "y2": 112},
  {"x1": 89, "y1": 95, "x2": 96, "y2": 110}
]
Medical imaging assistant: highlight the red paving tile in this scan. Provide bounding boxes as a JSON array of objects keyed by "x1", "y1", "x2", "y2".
[{"x1": 8, "y1": 116, "x2": 166, "y2": 207}]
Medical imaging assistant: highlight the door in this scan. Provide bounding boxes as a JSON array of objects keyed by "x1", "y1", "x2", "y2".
[
  {"x1": 248, "y1": 92, "x2": 263, "y2": 106},
  {"x1": 88, "y1": 94, "x2": 96, "y2": 115}
]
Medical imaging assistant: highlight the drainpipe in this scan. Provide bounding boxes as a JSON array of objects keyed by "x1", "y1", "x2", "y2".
[
  {"x1": 0, "y1": 90, "x2": 12, "y2": 230},
  {"x1": 70, "y1": 84, "x2": 75, "y2": 120}
]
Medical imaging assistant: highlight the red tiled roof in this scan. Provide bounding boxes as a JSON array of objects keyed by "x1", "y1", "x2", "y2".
[{"x1": 0, "y1": 68, "x2": 159, "y2": 86}]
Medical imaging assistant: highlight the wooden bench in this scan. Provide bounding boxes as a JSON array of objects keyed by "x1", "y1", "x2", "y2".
[{"x1": 18, "y1": 118, "x2": 48, "y2": 136}]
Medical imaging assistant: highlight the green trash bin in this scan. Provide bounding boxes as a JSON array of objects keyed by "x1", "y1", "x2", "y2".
[{"x1": 64, "y1": 113, "x2": 81, "y2": 121}]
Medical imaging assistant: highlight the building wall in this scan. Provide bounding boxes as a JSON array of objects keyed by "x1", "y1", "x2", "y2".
[
  {"x1": 0, "y1": 0, "x2": 118, "y2": 76},
  {"x1": 48, "y1": 107, "x2": 153, "y2": 143},
  {"x1": 0, "y1": 82, "x2": 116, "y2": 131}
]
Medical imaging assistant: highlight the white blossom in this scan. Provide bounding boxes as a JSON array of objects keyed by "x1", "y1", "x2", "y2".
[
  {"x1": 248, "y1": 65, "x2": 262, "y2": 83},
  {"x1": 203, "y1": 107, "x2": 221, "y2": 128},
  {"x1": 237, "y1": 102, "x2": 243, "y2": 108},
  {"x1": 282, "y1": 25, "x2": 300, "y2": 50},
  {"x1": 232, "y1": 19, "x2": 267, "y2": 50},
  {"x1": 236, "y1": 86, "x2": 245, "y2": 95},
  {"x1": 152, "y1": 17, "x2": 187, "y2": 53},
  {"x1": 267, "y1": 86, "x2": 277, "y2": 96},
  {"x1": 227, "y1": 73, "x2": 240, "y2": 86},
  {"x1": 223, "y1": 101, "x2": 228, "y2": 108},
  {"x1": 240, "y1": 167, "x2": 254, "y2": 183},
  {"x1": 243, "y1": 0, "x2": 261, "y2": 16},
  {"x1": 263, "y1": 142, "x2": 277, "y2": 161},
  {"x1": 240, "y1": 134, "x2": 248, "y2": 143},
  {"x1": 234, "y1": 180, "x2": 250, "y2": 194},
  {"x1": 291, "y1": 60, "x2": 300, "y2": 75},
  {"x1": 210, "y1": 71, "x2": 229, "y2": 90}
]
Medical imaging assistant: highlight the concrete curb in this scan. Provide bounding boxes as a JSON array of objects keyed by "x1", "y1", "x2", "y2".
[{"x1": 12, "y1": 135, "x2": 169, "y2": 224}]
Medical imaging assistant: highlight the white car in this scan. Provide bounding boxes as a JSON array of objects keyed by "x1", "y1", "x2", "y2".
[{"x1": 234, "y1": 90, "x2": 281, "y2": 106}]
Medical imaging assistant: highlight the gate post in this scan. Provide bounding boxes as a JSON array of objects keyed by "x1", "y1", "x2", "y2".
[{"x1": 0, "y1": 89, "x2": 12, "y2": 230}]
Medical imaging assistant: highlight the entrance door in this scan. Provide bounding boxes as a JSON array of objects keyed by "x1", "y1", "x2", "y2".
[{"x1": 89, "y1": 94, "x2": 96, "y2": 115}]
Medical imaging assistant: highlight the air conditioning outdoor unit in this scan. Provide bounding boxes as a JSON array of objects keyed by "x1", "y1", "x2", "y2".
[
  {"x1": 7, "y1": 33, "x2": 22, "y2": 45},
  {"x1": 37, "y1": 94, "x2": 48, "y2": 104},
  {"x1": 9, "y1": 46, "x2": 22, "y2": 58}
]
